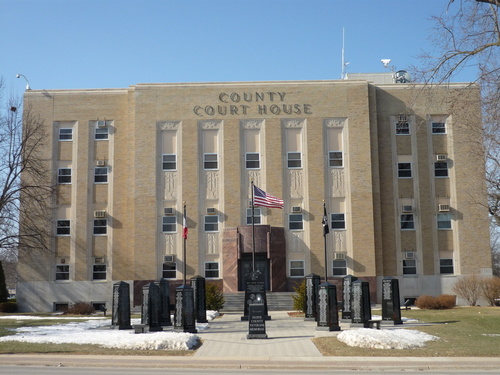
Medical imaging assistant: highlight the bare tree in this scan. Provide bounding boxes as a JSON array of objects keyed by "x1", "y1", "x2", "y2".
[
  {"x1": 0, "y1": 77, "x2": 53, "y2": 260},
  {"x1": 413, "y1": 0, "x2": 500, "y2": 225}
]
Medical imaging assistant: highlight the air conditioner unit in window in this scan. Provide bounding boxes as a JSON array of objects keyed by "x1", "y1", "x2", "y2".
[
  {"x1": 398, "y1": 114, "x2": 408, "y2": 122},
  {"x1": 94, "y1": 210, "x2": 106, "y2": 218},
  {"x1": 438, "y1": 204, "x2": 450, "y2": 212},
  {"x1": 60, "y1": 258, "x2": 67, "y2": 264},
  {"x1": 97, "y1": 120, "x2": 107, "y2": 128},
  {"x1": 164, "y1": 207, "x2": 174, "y2": 216},
  {"x1": 206, "y1": 208, "x2": 217, "y2": 215},
  {"x1": 334, "y1": 252, "x2": 346, "y2": 260},
  {"x1": 435, "y1": 154, "x2": 447, "y2": 161},
  {"x1": 402, "y1": 205, "x2": 413, "y2": 213},
  {"x1": 405, "y1": 251, "x2": 415, "y2": 259},
  {"x1": 164, "y1": 255, "x2": 175, "y2": 263},
  {"x1": 94, "y1": 257, "x2": 104, "y2": 264},
  {"x1": 96, "y1": 160, "x2": 106, "y2": 167},
  {"x1": 291, "y1": 206, "x2": 302, "y2": 213}
]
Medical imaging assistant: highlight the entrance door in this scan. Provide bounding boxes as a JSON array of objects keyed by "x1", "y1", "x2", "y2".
[{"x1": 239, "y1": 253, "x2": 270, "y2": 291}]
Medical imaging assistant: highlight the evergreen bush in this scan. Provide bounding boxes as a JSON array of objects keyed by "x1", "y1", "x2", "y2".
[
  {"x1": 205, "y1": 282, "x2": 225, "y2": 311},
  {"x1": 292, "y1": 279, "x2": 306, "y2": 313},
  {"x1": 0, "y1": 301, "x2": 17, "y2": 313}
]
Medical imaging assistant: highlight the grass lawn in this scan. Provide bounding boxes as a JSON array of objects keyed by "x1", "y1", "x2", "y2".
[
  {"x1": 313, "y1": 306, "x2": 500, "y2": 357},
  {"x1": 0, "y1": 313, "x2": 193, "y2": 356}
]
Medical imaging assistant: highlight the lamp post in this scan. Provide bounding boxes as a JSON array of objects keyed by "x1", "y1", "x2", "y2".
[{"x1": 16, "y1": 74, "x2": 31, "y2": 90}]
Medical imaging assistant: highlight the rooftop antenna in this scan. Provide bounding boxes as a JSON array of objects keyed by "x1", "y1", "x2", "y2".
[{"x1": 341, "y1": 28, "x2": 350, "y2": 79}]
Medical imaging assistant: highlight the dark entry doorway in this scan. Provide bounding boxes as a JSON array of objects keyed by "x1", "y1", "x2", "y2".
[{"x1": 239, "y1": 253, "x2": 270, "y2": 291}]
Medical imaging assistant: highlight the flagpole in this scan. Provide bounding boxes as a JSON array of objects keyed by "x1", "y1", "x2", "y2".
[
  {"x1": 323, "y1": 201, "x2": 328, "y2": 283},
  {"x1": 183, "y1": 202, "x2": 187, "y2": 285},
  {"x1": 251, "y1": 180, "x2": 256, "y2": 273}
]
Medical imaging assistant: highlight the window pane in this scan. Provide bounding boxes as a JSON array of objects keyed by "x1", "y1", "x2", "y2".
[
  {"x1": 398, "y1": 163, "x2": 412, "y2": 178},
  {"x1": 57, "y1": 220, "x2": 70, "y2": 236},
  {"x1": 432, "y1": 122, "x2": 446, "y2": 134},
  {"x1": 434, "y1": 162, "x2": 449, "y2": 177},
  {"x1": 58, "y1": 168, "x2": 72, "y2": 184},
  {"x1": 162, "y1": 262, "x2": 176, "y2": 278},
  {"x1": 437, "y1": 213, "x2": 452, "y2": 229},
  {"x1": 93, "y1": 265, "x2": 107, "y2": 280},
  {"x1": 246, "y1": 208, "x2": 261, "y2": 224},
  {"x1": 162, "y1": 154, "x2": 177, "y2": 170},
  {"x1": 56, "y1": 265, "x2": 69, "y2": 280},
  {"x1": 401, "y1": 214, "x2": 415, "y2": 230},
  {"x1": 331, "y1": 213, "x2": 345, "y2": 229},
  {"x1": 329, "y1": 151, "x2": 343, "y2": 167},
  {"x1": 440, "y1": 259, "x2": 454, "y2": 274},
  {"x1": 245, "y1": 153, "x2": 260, "y2": 169},
  {"x1": 287, "y1": 152, "x2": 302, "y2": 168},
  {"x1": 94, "y1": 167, "x2": 108, "y2": 183},
  {"x1": 205, "y1": 262, "x2": 219, "y2": 278},
  {"x1": 95, "y1": 127, "x2": 109, "y2": 140},
  {"x1": 204, "y1": 153, "x2": 218, "y2": 169},
  {"x1": 93, "y1": 219, "x2": 107, "y2": 235},
  {"x1": 289, "y1": 214, "x2": 303, "y2": 230},
  {"x1": 205, "y1": 216, "x2": 219, "y2": 231},
  {"x1": 59, "y1": 128, "x2": 73, "y2": 141},
  {"x1": 162, "y1": 216, "x2": 177, "y2": 232},
  {"x1": 396, "y1": 121, "x2": 410, "y2": 135},
  {"x1": 403, "y1": 260, "x2": 417, "y2": 275},
  {"x1": 332, "y1": 260, "x2": 347, "y2": 276}
]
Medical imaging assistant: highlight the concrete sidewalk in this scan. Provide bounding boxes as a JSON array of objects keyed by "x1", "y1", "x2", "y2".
[{"x1": 195, "y1": 310, "x2": 330, "y2": 358}]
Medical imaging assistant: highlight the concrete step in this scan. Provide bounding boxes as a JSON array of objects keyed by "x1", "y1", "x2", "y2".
[{"x1": 221, "y1": 292, "x2": 296, "y2": 312}]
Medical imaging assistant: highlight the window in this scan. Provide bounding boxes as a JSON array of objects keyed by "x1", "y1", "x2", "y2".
[
  {"x1": 93, "y1": 219, "x2": 107, "y2": 235},
  {"x1": 204, "y1": 215, "x2": 219, "y2": 232},
  {"x1": 162, "y1": 261, "x2": 176, "y2": 278},
  {"x1": 403, "y1": 259, "x2": 417, "y2": 275},
  {"x1": 329, "y1": 151, "x2": 343, "y2": 167},
  {"x1": 437, "y1": 213, "x2": 452, "y2": 229},
  {"x1": 287, "y1": 152, "x2": 302, "y2": 168},
  {"x1": 56, "y1": 220, "x2": 70, "y2": 236},
  {"x1": 59, "y1": 128, "x2": 73, "y2": 141},
  {"x1": 204, "y1": 153, "x2": 218, "y2": 170},
  {"x1": 398, "y1": 163, "x2": 412, "y2": 178},
  {"x1": 332, "y1": 259, "x2": 347, "y2": 276},
  {"x1": 92, "y1": 264, "x2": 107, "y2": 280},
  {"x1": 162, "y1": 154, "x2": 177, "y2": 170},
  {"x1": 440, "y1": 259, "x2": 454, "y2": 274},
  {"x1": 246, "y1": 208, "x2": 261, "y2": 225},
  {"x1": 290, "y1": 260, "x2": 305, "y2": 277},
  {"x1": 55, "y1": 265, "x2": 70, "y2": 280},
  {"x1": 434, "y1": 161, "x2": 449, "y2": 177},
  {"x1": 53, "y1": 303, "x2": 69, "y2": 312},
  {"x1": 331, "y1": 213, "x2": 346, "y2": 230},
  {"x1": 401, "y1": 214, "x2": 415, "y2": 230},
  {"x1": 94, "y1": 167, "x2": 108, "y2": 183},
  {"x1": 396, "y1": 121, "x2": 410, "y2": 135},
  {"x1": 432, "y1": 122, "x2": 446, "y2": 134},
  {"x1": 95, "y1": 127, "x2": 109, "y2": 140},
  {"x1": 162, "y1": 216, "x2": 177, "y2": 233},
  {"x1": 245, "y1": 153, "x2": 260, "y2": 169},
  {"x1": 58, "y1": 168, "x2": 72, "y2": 184},
  {"x1": 205, "y1": 262, "x2": 220, "y2": 278},
  {"x1": 289, "y1": 214, "x2": 304, "y2": 230}
]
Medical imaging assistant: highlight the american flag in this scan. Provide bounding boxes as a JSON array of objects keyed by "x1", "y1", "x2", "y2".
[{"x1": 253, "y1": 185, "x2": 284, "y2": 209}]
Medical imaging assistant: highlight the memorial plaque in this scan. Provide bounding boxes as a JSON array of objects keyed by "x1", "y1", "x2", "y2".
[
  {"x1": 351, "y1": 280, "x2": 371, "y2": 328},
  {"x1": 174, "y1": 284, "x2": 197, "y2": 333},
  {"x1": 241, "y1": 271, "x2": 270, "y2": 321},
  {"x1": 305, "y1": 273, "x2": 320, "y2": 321},
  {"x1": 247, "y1": 303, "x2": 268, "y2": 339},
  {"x1": 342, "y1": 275, "x2": 358, "y2": 320},
  {"x1": 141, "y1": 282, "x2": 162, "y2": 331},
  {"x1": 111, "y1": 281, "x2": 132, "y2": 330},
  {"x1": 191, "y1": 275, "x2": 208, "y2": 323},
  {"x1": 158, "y1": 278, "x2": 172, "y2": 326},
  {"x1": 316, "y1": 282, "x2": 341, "y2": 331},
  {"x1": 382, "y1": 278, "x2": 402, "y2": 325}
]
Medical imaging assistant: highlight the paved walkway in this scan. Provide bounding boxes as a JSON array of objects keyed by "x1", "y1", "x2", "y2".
[{"x1": 194, "y1": 310, "x2": 330, "y2": 358}]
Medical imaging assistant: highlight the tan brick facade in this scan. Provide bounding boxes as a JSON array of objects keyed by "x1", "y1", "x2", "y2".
[{"x1": 17, "y1": 80, "x2": 492, "y2": 312}]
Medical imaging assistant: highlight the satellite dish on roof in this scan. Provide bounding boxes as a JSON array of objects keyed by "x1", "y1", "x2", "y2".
[{"x1": 395, "y1": 70, "x2": 412, "y2": 83}]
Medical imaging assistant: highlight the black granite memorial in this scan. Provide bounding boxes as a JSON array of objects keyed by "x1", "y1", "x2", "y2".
[
  {"x1": 141, "y1": 282, "x2": 162, "y2": 332},
  {"x1": 305, "y1": 273, "x2": 320, "y2": 321},
  {"x1": 158, "y1": 278, "x2": 172, "y2": 327},
  {"x1": 351, "y1": 280, "x2": 372, "y2": 328},
  {"x1": 247, "y1": 303, "x2": 268, "y2": 339},
  {"x1": 316, "y1": 282, "x2": 341, "y2": 331},
  {"x1": 241, "y1": 271, "x2": 270, "y2": 321},
  {"x1": 174, "y1": 284, "x2": 197, "y2": 333},
  {"x1": 382, "y1": 277, "x2": 403, "y2": 325},
  {"x1": 191, "y1": 275, "x2": 208, "y2": 323},
  {"x1": 111, "y1": 281, "x2": 132, "y2": 330},
  {"x1": 341, "y1": 275, "x2": 358, "y2": 321}
]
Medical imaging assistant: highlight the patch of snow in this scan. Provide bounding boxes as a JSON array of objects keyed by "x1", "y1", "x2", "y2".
[
  {"x1": 0, "y1": 310, "x2": 219, "y2": 351},
  {"x1": 337, "y1": 328, "x2": 438, "y2": 349}
]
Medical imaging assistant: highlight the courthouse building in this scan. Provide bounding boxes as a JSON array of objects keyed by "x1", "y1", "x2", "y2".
[{"x1": 17, "y1": 75, "x2": 492, "y2": 312}]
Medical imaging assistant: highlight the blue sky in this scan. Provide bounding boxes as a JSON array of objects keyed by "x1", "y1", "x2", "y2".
[{"x1": 1, "y1": 0, "x2": 475, "y2": 97}]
